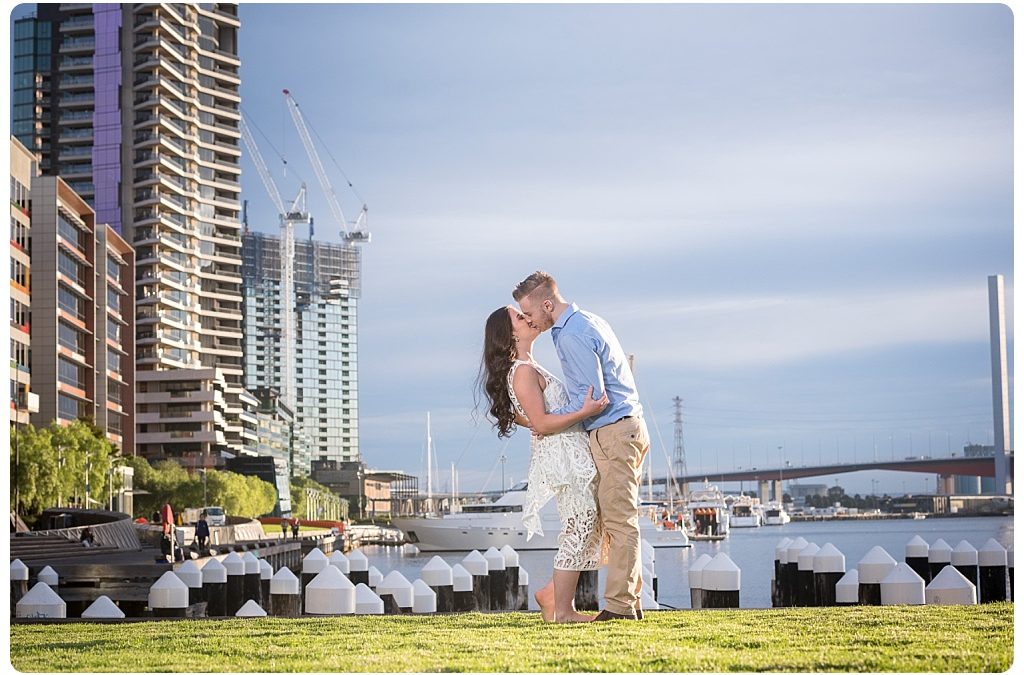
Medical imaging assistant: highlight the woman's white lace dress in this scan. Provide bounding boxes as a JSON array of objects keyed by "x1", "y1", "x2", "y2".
[{"x1": 507, "y1": 359, "x2": 605, "y2": 571}]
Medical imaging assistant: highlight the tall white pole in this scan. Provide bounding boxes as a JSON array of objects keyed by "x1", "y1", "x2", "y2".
[
  {"x1": 988, "y1": 275, "x2": 1012, "y2": 495},
  {"x1": 451, "y1": 462, "x2": 456, "y2": 513},
  {"x1": 426, "y1": 412, "x2": 433, "y2": 512}
]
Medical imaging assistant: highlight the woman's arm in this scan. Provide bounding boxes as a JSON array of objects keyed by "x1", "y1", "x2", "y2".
[{"x1": 511, "y1": 364, "x2": 608, "y2": 435}]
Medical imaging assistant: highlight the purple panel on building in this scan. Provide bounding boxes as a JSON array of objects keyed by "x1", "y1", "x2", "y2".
[{"x1": 92, "y1": 4, "x2": 122, "y2": 233}]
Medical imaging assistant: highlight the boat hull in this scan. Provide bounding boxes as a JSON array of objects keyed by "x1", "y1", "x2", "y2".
[{"x1": 729, "y1": 516, "x2": 761, "y2": 528}]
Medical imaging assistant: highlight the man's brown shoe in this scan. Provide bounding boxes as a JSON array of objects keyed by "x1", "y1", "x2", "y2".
[
  {"x1": 591, "y1": 609, "x2": 638, "y2": 621},
  {"x1": 635, "y1": 608, "x2": 644, "y2": 620}
]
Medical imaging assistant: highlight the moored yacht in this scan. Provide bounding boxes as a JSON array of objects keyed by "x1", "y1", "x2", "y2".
[
  {"x1": 727, "y1": 495, "x2": 762, "y2": 528},
  {"x1": 762, "y1": 502, "x2": 791, "y2": 525},
  {"x1": 684, "y1": 483, "x2": 730, "y2": 540},
  {"x1": 392, "y1": 481, "x2": 690, "y2": 551}
]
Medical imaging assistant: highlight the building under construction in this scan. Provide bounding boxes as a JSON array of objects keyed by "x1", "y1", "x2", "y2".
[{"x1": 242, "y1": 230, "x2": 361, "y2": 465}]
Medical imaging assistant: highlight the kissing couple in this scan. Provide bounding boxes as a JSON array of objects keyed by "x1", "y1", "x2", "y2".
[{"x1": 479, "y1": 271, "x2": 651, "y2": 622}]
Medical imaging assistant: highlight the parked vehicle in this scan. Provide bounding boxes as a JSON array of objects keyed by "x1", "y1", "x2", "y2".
[{"x1": 201, "y1": 506, "x2": 226, "y2": 526}]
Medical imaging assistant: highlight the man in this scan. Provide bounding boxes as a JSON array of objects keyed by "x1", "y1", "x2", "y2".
[
  {"x1": 195, "y1": 512, "x2": 210, "y2": 550},
  {"x1": 514, "y1": 271, "x2": 650, "y2": 621}
]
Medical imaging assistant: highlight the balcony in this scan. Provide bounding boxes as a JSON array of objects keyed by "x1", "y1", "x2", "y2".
[
  {"x1": 59, "y1": 56, "x2": 93, "y2": 71},
  {"x1": 59, "y1": 16, "x2": 94, "y2": 33},
  {"x1": 59, "y1": 37, "x2": 95, "y2": 53},
  {"x1": 59, "y1": 92, "x2": 95, "y2": 108}
]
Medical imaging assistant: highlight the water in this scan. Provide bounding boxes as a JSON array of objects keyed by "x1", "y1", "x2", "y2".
[{"x1": 358, "y1": 516, "x2": 1013, "y2": 609}]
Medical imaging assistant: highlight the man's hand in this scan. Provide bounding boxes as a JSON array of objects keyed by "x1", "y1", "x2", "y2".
[{"x1": 529, "y1": 423, "x2": 545, "y2": 441}]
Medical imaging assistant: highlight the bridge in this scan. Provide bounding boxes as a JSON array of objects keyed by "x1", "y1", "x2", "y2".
[{"x1": 652, "y1": 454, "x2": 1013, "y2": 501}]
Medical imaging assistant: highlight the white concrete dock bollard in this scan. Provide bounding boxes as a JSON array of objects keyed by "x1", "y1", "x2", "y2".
[
  {"x1": 797, "y1": 543, "x2": 820, "y2": 606},
  {"x1": 783, "y1": 537, "x2": 808, "y2": 607},
  {"x1": 462, "y1": 550, "x2": 490, "y2": 611},
  {"x1": 701, "y1": 552, "x2": 741, "y2": 608},
  {"x1": 201, "y1": 557, "x2": 227, "y2": 616},
  {"x1": 305, "y1": 565, "x2": 356, "y2": 615},
  {"x1": 82, "y1": 595, "x2": 125, "y2": 619},
  {"x1": 223, "y1": 551, "x2": 246, "y2": 616},
  {"x1": 857, "y1": 546, "x2": 897, "y2": 606},
  {"x1": 501, "y1": 545, "x2": 520, "y2": 610},
  {"x1": 688, "y1": 553, "x2": 713, "y2": 609},
  {"x1": 517, "y1": 566, "x2": 530, "y2": 610},
  {"x1": 269, "y1": 567, "x2": 301, "y2": 617},
  {"x1": 328, "y1": 550, "x2": 351, "y2": 576},
  {"x1": 368, "y1": 565, "x2": 384, "y2": 591},
  {"x1": 484, "y1": 547, "x2": 507, "y2": 611},
  {"x1": 301, "y1": 548, "x2": 329, "y2": 597},
  {"x1": 928, "y1": 538, "x2": 952, "y2": 580},
  {"x1": 978, "y1": 539, "x2": 1008, "y2": 603},
  {"x1": 951, "y1": 541, "x2": 979, "y2": 588},
  {"x1": 149, "y1": 570, "x2": 190, "y2": 618},
  {"x1": 772, "y1": 537, "x2": 792, "y2": 607},
  {"x1": 259, "y1": 559, "x2": 274, "y2": 606},
  {"x1": 641, "y1": 540, "x2": 657, "y2": 599},
  {"x1": 37, "y1": 565, "x2": 59, "y2": 587},
  {"x1": 347, "y1": 549, "x2": 370, "y2": 586},
  {"x1": 880, "y1": 562, "x2": 925, "y2": 605},
  {"x1": 412, "y1": 579, "x2": 438, "y2": 614},
  {"x1": 236, "y1": 599, "x2": 268, "y2": 617},
  {"x1": 16, "y1": 582, "x2": 67, "y2": 619},
  {"x1": 835, "y1": 569, "x2": 859, "y2": 606},
  {"x1": 421, "y1": 556, "x2": 455, "y2": 612},
  {"x1": 10, "y1": 557, "x2": 29, "y2": 614},
  {"x1": 355, "y1": 583, "x2": 385, "y2": 614},
  {"x1": 813, "y1": 543, "x2": 846, "y2": 607},
  {"x1": 925, "y1": 565, "x2": 977, "y2": 605},
  {"x1": 175, "y1": 560, "x2": 203, "y2": 606},
  {"x1": 905, "y1": 535, "x2": 931, "y2": 583},
  {"x1": 452, "y1": 563, "x2": 476, "y2": 612},
  {"x1": 378, "y1": 570, "x2": 414, "y2": 615},
  {"x1": 241, "y1": 551, "x2": 262, "y2": 606}
]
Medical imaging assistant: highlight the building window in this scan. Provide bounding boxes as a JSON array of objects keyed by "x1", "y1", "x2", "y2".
[
  {"x1": 58, "y1": 285, "x2": 83, "y2": 319},
  {"x1": 58, "y1": 357, "x2": 84, "y2": 389},
  {"x1": 107, "y1": 348, "x2": 121, "y2": 375},
  {"x1": 58, "y1": 321, "x2": 84, "y2": 354},
  {"x1": 58, "y1": 393, "x2": 83, "y2": 421},
  {"x1": 58, "y1": 249, "x2": 83, "y2": 285}
]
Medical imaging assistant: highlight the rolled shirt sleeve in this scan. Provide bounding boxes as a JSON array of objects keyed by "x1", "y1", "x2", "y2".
[{"x1": 549, "y1": 332, "x2": 605, "y2": 416}]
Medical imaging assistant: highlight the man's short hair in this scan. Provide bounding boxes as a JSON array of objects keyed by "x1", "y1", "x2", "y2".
[{"x1": 513, "y1": 271, "x2": 558, "y2": 302}]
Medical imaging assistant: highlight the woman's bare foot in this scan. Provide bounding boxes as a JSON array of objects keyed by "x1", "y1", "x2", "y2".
[
  {"x1": 535, "y1": 587, "x2": 555, "y2": 622},
  {"x1": 554, "y1": 611, "x2": 593, "y2": 623}
]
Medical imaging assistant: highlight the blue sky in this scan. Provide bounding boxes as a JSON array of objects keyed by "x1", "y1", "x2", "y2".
[{"x1": 235, "y1": 3, "x2": 1014, "y2": 498}]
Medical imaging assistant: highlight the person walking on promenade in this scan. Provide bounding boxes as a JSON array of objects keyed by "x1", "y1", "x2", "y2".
[
  {"x1": 195, "y1": 513, "x2": 210, "y2": 550},
  {"x1": 514, "y1": 271, "x2": 650, "y2": 621},
  {"x1": 479, "y1": 303, "x2": 609, "y2": 623}
]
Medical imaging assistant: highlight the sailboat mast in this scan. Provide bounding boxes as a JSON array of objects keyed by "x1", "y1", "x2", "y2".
[{"x1": 426, "y1": 412, "x2": 433, "y2": 513}]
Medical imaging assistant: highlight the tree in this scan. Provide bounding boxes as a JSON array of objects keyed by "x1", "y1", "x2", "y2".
[{"x1": 11, "y1": 420, "x2": 118, "y2": 517}]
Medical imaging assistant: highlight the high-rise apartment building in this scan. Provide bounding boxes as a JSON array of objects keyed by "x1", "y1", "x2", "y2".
[
  {"x1": 14, "y1": 4, "x2": 257, "y2": 466},
  {"x1": 26, "y1": 173, "x2": 135, "y2": 453},
  {"x1": 10, "y1": 137, "x2": 36, "y2": 427},
  {"x1": 242, "y1": 230, "x2": 360, "y2": 464}
]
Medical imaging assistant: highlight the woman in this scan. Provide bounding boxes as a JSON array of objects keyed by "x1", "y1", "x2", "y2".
[{"x1": 478, "y1": 305, "x2": 608, "y2": 622}]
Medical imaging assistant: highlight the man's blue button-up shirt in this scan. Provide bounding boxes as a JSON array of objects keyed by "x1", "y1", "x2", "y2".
[{"x1": 549, "y1": 302, "x2": 643, "y2": 431}]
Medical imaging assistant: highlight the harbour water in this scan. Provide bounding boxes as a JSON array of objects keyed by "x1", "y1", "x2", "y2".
[{"x1": 358, "y1": 516, "x2": 1013, "y2": 609}]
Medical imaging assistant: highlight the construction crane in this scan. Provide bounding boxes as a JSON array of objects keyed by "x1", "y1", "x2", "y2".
[
  {"x1": 282, "y1": 89, "x2": 369, "y2": 245},
  {"x1": 239, "y1": 116, "x2": 310, "y2": 409}
]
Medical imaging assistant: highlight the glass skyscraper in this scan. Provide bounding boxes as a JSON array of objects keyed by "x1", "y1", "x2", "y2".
[{"x1": 242, "y1": 230, "x2": 360, "y2": 465}]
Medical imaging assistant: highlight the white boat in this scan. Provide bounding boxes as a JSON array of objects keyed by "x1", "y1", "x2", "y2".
[
  {"x1": 727, "y1": 495, "x2": 762, "y2": 528},
  {"x1": 762, "y1": 502, "x2": 791, "y2": 525},
  {"x1": 392, "y1": 481, "x2": 690, "y2": 551},
  {"x1": 684, "y1": 484, "x2": 730, "y2": 541}
]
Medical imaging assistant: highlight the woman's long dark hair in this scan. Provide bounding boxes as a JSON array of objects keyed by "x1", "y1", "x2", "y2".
[{"x1": 476, "y1": 307, "x2": 518, "y2": 438}]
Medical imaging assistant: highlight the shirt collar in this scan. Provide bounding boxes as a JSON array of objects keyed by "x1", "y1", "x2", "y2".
[{"x1": 551, "y1": 302, "x2": 579, "y2": 334}]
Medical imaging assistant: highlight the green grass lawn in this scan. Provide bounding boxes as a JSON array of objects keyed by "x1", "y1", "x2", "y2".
[
  {"x1": 10, "y1": 604, "x2": 1013, "y2": 672},
  {"x1": 259, "y1": 523, "x2": 329, "y2": 536}
]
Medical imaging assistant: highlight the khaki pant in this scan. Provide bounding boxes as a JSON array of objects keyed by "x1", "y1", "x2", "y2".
[{"x1": 589, "y1": 416, "x2": 649, "y2": 615}]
